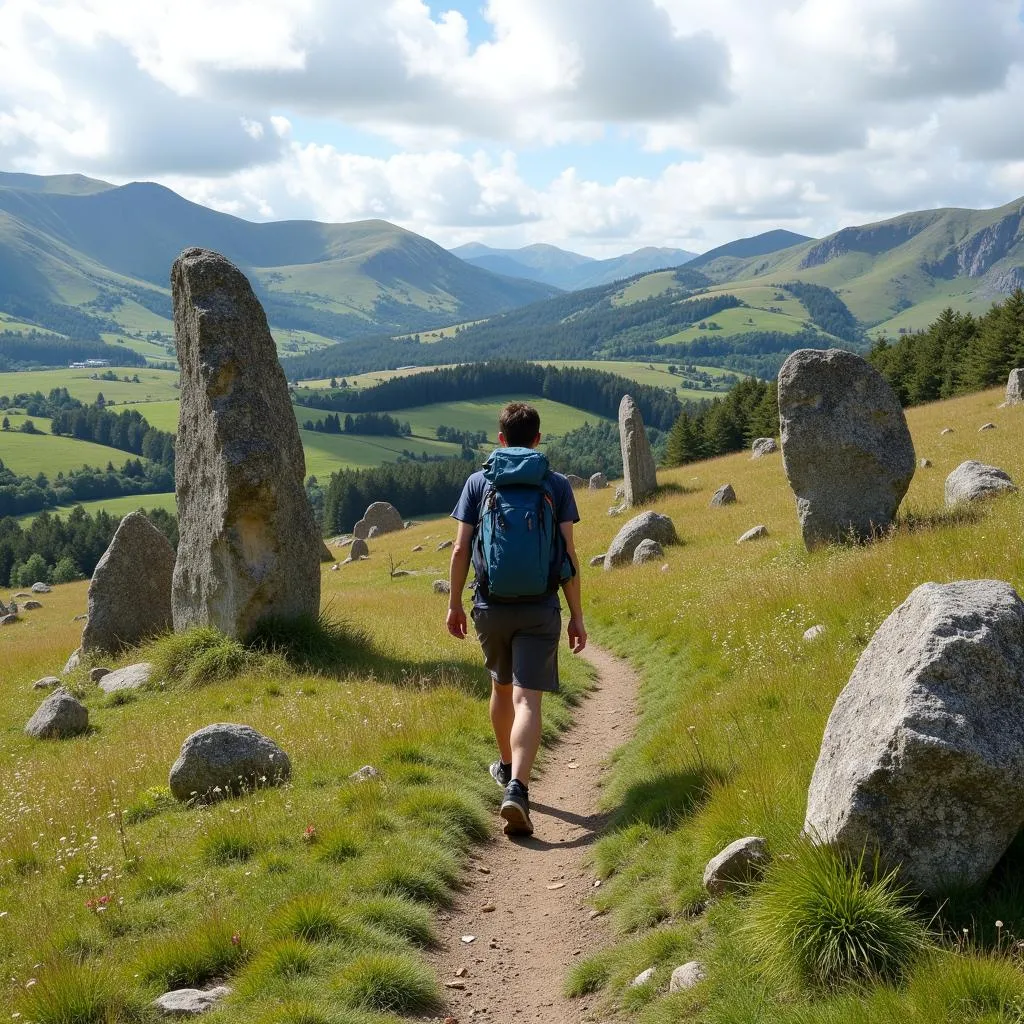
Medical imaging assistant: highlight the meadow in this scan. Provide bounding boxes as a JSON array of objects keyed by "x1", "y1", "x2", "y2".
[
  {"x1": 0, "y1": 415, "x2": 151, "y2": 477},
  {"x1": 0, "y1": 369, "x2": 180, "y2": 406}
]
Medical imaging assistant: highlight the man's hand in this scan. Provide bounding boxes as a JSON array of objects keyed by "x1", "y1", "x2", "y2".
[
  {"x1": 567, "y1": 615, "x2": 587, "y2": 653},
  {"x1": 446, "y1": 604, "x2": 468, "y2": 639}
]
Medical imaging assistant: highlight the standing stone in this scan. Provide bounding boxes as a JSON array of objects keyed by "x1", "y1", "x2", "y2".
[
  {"x1": 710, "y1": 484, "x2": 737, "y2": 507},
  {"x1": 804, "y1": 580, "x2": 1024, "y2": 894},
  {"x1": 349, "y1": 537, "x2": 369, "y2": 560},
  {"x1": 171, "y1": 248, "x2": 321, "y2": 639},
  {"x1": 565, "y1": 474, "x2": 586, "y2": 489},
  {"x1": 588, "y1": 472, "x2": 608, "y2": 490},
  {"x1": 778, "y1": 349, "x2": 915, "y2": 550},
  {"x1": 751, "y1": 437, "x2": 778, "y2": 458},
  {"x1": 82, "y1": 512, "x2": 174, "y2": 654},
  {"x1": 945, "y1": 461, "x2": 1017, "y2": 506},
  {"x1": 604, "y1": 511, "x2": 678, "y2": 569},
  {"x1": 1006, "y1": 368, "x2": 1023, "y2": 406},
  {"x1": 169, "y1": 723, "x2": 291, "y2": 802},
  {"x1": 25, "y1": 688, "x2": 89, "y2": 739},
  {"x1": 353, "y1": 502, "x2": 403, "y2": 539},
  {"x1": 320, "y1": 542, "x2": 335, "y2": 563},
  {"x1": 618, "y1": 395, "x2": 658, "y2": 506}
]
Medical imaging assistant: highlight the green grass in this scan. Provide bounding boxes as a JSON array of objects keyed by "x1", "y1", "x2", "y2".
[
  {"x1": 0, "y1": 420, "x2": 150, "y2": 476},
  {"x1": 15, "y1": 492, "x2": 177, "y2": 525},
  {"x1": 0, "y1": 367, "x2": 180, "y2": 404},
  {"x1": 333, "y1": 950, "x2": 441, "y2": 1014}
]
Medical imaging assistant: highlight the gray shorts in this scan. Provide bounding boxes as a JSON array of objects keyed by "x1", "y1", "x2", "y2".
[{"x1": 471, "y1": 603, "x2": 561, "y2": 692}]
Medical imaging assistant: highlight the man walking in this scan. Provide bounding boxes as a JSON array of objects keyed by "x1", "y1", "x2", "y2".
[{"x1": 446, "y1": 402, "x2": 586, "y2": 836}]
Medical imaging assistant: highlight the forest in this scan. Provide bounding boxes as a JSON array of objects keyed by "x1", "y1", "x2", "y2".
[
  {"x1": 301, "y1": 411, "x2": 411, "y2": 437},
  {"x1": 0, "y1": 332, "x2": 147, "y2": 370}
]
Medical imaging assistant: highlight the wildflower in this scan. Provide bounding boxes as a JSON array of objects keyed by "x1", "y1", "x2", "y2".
[
  {"x1": 302, "y1": 824, "x2": 317, "y2": 843},
  {"x1": 997, "y1": 920, "x2": 1004, "y2": 928},
  {"x1": 231, "y1": 932, "x2": 241, "y2": 946}
]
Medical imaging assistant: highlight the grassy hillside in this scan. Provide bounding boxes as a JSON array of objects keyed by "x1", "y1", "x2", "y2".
[{"x1": 0, "y1": 368, "x2": 180, "y2": 405}]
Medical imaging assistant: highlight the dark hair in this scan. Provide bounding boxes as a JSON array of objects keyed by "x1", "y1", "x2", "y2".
[{"x1": 499, "y1": 402, "x2": 541, "y2": 447}]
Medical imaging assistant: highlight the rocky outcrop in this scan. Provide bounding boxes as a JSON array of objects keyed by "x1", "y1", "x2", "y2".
[
  {"x1": 800, "y1": 217, "x2": 938, "y2": 269},
  {"x1": 604, "y1": 511, "x2": 678, "y2": 569},
  {"x1": 804, "y1": 580, "x2": 1024, "y2": 894},
  {"x1": 944, "y1": 461, "x2": 1017, "y2": 506},
  {"x1": 171, "y1": 248, "x2": 321, "y2": 640},
  {"x1": 778, "y1": 349, "x2": 915, "y2": 550},
  {"x1": 924, "y1": 208, "x2": 1024, "y2": 279},
  {"x1": 169, "y1": 723, "x2": 291, "y2": 802},
  {"x1": 82, "y1": 512, "x2": 174, "y2": 654},
  {"x1": 618, "y1": 395, "x2": 658, "y2": 505}
]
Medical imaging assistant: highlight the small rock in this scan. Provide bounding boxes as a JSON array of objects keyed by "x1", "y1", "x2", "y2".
[
  {"x1": 22, "y1": 600, "x2": 42, "y2": 610},
  {"x1": 25, "y1": 688, "x2": 89, "y2": 739},
  {"x1": 99, "y1": 663, "x2": 153, "y2": 693},
  {"x1": 89, "y1": 667, "x2": 112, "y2": 683},
  {"x1": 804, "y1": 624, "x2": 826, "y2": 642},
  {"x1": 751, "y1": 437, "x2": 778, "y2": 458},
  {"x1": 152, "y1": 986, "x2": 231, "y2": 1016},
  {"x1": 31, "y1": 582, "x2": 52, "y2": 594},
  {"x1": 703, "y1": 836, "x2": 769, "y2": 896},
  {"x1": 615, "y1": 485, "x2": 626, "y2": 500},
  {"x1": 433, "y1": 580, "x2": 451, "y2": 594},
  {"x1": 444, "y1": 981, "x2": 466, "y2": 990},
  {"x1": 437, "y1": 539, "x2": 453, "y2": 551},
  {"x1": 588, "y1": 908, "x2": 605, "y2": 920},
  {"x1": 0, "y1": 613, "x2": 17, "y2": 626},
  {"x1": 412, "y1": 545, "x2": 424, "y2": 552},
  {"x1": 588, "y1": 554, "x2": 606, "y2": 567},
  {"x1": 630, "y1": 967, "x2": 656, "y2": 988},
  {"x1": 480, "y1": 903, "x2": 496, "y2": 913},
  {"x1": 710, "y1": 483, "x2": 737, "y2": 507},
  {"x1": 63, "y1": 648, "x2": 81, "y2": 674},
  {"x1": 73, "y1": 614, "x2": 88, "y2": 621},
  {"x1": 330, "y1": 564, "x2": 340, "y2": 572},
  {"x1": 940, "y1": 427, "x2": 954, "y2": 435},
  {"x1": 670, "y1": 962, "x2": 707, "y2": 993},
  {"x1": 632, "y1": 538, "x2": 663, "y2": 565},
  {"x1": 979, "y1": 422, "x2": 997, "y2": 431},
  {"x1": 13, "y1": 591, "x2": 30, "y2": 598},
  {"x1": 461, "y1": 935, "x2": 476, "y2": 944},
  {"x1": 349, "y1": 765, "x2": 380, "y2": 782},
  {"x1": 390, "y1": 569, "x2": 412, "y2": 578},
  {"x1": 32, "y1": 676, "x2": 61, "y2": 690},
  {"x1": 736, "y1": 525, "x2": 768, "y2": 544},
  {"x1": 919, "y1": 458, "x2": 932, "y2": 468},
  {"x1": 607, "y1": 503, "x2": 627, "y2": 517},
  {"x1": 455, "y1": 967, "x2": 468, "y2": 977},
  {"x1": 660, "y1": 563, "x2": 669, "y2": 572}
]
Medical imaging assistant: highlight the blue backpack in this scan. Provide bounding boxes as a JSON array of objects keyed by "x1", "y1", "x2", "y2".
[{"x1": 473, "y1": 447, "x2": 573, "y2": 602}]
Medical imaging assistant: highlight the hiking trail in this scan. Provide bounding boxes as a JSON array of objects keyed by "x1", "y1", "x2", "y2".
[{"x1": 430, "y1": 643, "x2": 639, "y2": 1023}]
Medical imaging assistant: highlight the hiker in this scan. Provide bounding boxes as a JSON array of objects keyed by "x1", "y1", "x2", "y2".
[{"x1": 445, "y1": 401, "x2": 587, "y2": 836}]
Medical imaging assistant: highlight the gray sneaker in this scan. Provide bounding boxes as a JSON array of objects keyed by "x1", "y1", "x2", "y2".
[
  {"x1": 500, "y1": 780, "x2": 533, "y2": 836},
  {"x1": 489, "y1": 761, "x2": 511, "y2": 788}
]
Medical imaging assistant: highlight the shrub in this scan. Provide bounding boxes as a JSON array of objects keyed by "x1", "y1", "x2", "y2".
[
  {"x1": 140, "y1": 918, "x2": 251, "y2": 988},
  {"x1": 746, "y1": 841, "x2": 930, "y2": 991},
  {"x1": 16, "y1": 961, "x2": 124, "y2": 1024},
  {"x1": 52, "y1": 556, "x2": 83, "y2": 584},
  {"x1": 334, "y1": 950, "x2": 441, "y2": 1014},
  {"x1": 147, "y1": 627, "x2": 252, "y2": 689}
]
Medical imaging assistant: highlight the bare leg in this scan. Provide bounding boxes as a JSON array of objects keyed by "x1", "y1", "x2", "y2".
[
  {"x1": 510, "y1": 687, "x2": 544, "y2": 786},
  {"x1": 490, "y1": 680, "x2": 514, "y2": 765}
]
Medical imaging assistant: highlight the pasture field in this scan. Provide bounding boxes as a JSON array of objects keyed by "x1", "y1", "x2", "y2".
[
  {"x1": 657, "y1": 303, "x2": 811, "y2": 346},
  {"x1": 0, "y1": 416, "x2": 150, "y2": 477},
  {"x1": 0, "y1": 369, "x2": 180, "y2": 405},
  {"x1": 15, "y1": 492, "x2": 178, "y2": 526}
]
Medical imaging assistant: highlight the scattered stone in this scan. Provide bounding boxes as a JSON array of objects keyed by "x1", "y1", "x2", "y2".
[
  {"x1": 661, "y1": 563, "x2": 669, "y2": 572},
  {"x1": 736, "y1": 525, "x2": 768, "y2": 544},
  {"x1": 152, "y1": 986, "x2": 231, "y2": 1016},
  {"x1": 1007, "y1": 368, "x2": 1024, "y2": 406},
  {"x1": 565, "y1": 474, "x2": 586, "y2": 489},
  {"x1": 461, "y1": 935, "x2": 476, "y2": 944},
  {"x1": 25, "y1": 688, "x2": 89, "y2": 739},
  {"x1": 632, "y1": 539, "x2": 663, "y2": 565},
  {"x1": 803, "y1": 624, "x2": 826, "y2": 642},
  {"x1": 944, "y1": 461, "x2": 1017, "y2": 506},
  {"x1": 941, "y1": 427, "x2": 955, "y2": 435},
  {"x1": 32, "y1": 676, "x2": 61, "y2": 690},
  {"x1": 588, "y1": 472, "x2": 608, "y2": 490},
  {"x1": 13, "y1": 592, "x2": 29, "y2": 598},
  {"x1": 99, "y1": 663, "x2": 153, "y2": 694},
  {"x1": 630, "y1": 967, "x2": 656, "y2": 988},
  {"x1": 979, "y1": 422, "x2": 997, "y2": 431},
  {"x1": 31, "y1": 582, "x2": 51, "y2": 594},
  {"x1": 339, "y1": 537, "x2": 353, "y2": 548},
  {"x1": 63, "y1": 648, "x2": 81, "y2": 673},
  {"x1": 710, "y1": 483, "x2": 737, "y2": 507},
  {"x1": 751, "y1": 437, "x2": 778, "y2": 458},
  {"x1": 618, "y1": 395, "x2": 658, "y2": 505},
  {"x1": 607, "y1": 503, "x2": 627, "y2": 517},
  {"x1": 73, "y1": 614, "x2": 88, "y2": 622},
  {"x1": 670, "y1": 962, "x2": 707, "y2": 993},
  {"x1": 349, "y1": 765, "x2": 380, "y2": 782},
  {"x1": 804, "y1": 580, "x2": 1024, "y2": 894},
  {"x1": 89, "y1": 667, "x2": 111, "y2": 683},
  {"x1": 604, "y1": 511, "x2": 678, "y2": 569},
  {"x1": 330, "y1": 564, "x2": 340, "y2": 572},
  {"x1": 0, "y1": 613, "x2": 18, "y2": 626},
  {"x1": 320, "y1": 542, "x2": 334, "y2": 563},
  {"x1": 703, "y1": 836, "x2": 769, "y2": 896},
  {"x1": 589, "y1": 554, "x2": 606, "y2": 567},
  {"x1": 22, "y1": 600, "x2": 42, "y2": 610},
  {"x1": 919, "y1": 458, "x2": 932, "y2": 468},
  {"x1": 437, "y1": 539, "x2": 453, "y2": 551},
  {"x1": 411, "y1": 545, "x2": 424, "y2": 552},
  {"x1": 433, "y1": 580, "x2": 451, "y2": 595},
  {"x1": 171, "y1": 247, "x2": 321, "y2": 640},
  {"x1": 480, "y1": 903, "x2": 496, "y2": 913},
  {"x1": 615, "y1": 484, "x2": 626, "y2": 500},
  {"x1": 353, "y1": 502, "x2": 404, "y2": 539},
  {"x1": 778, "y1": 348, "x2": 915, "y2": 550},
  {"x1": 390, "y1": 569, "x2": 411, "y2": 578},
  {"x1": 350, "y1": 537, "x2": 370, "y2": 559},
  {"x1": 169, "y1": 723, "x2": 291, "y2": 802},
  {"x1": 444, "y1": 981, "x2": 466, "y2": 990}
]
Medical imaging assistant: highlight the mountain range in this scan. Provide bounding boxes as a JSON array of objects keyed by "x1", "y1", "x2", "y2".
[{"x1": 449, "y1": 242, "x2": 697, "y2": 290}]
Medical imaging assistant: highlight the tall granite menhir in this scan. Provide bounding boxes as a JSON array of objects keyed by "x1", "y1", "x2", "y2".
[
  {"x1": 171, "y1": 248, "x2": 321, "y2": 638},
  {"x1": 618, "y1": 394, "x2": 658, "y2": 506}
]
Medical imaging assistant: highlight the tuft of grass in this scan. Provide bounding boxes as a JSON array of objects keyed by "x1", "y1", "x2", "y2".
[
  {"x1": 139, "y1": 917, "x2": 251, "y2": 989},
  {"x1": 200, "y1": 823, "x2": 261, "y2": 866},
  {"x1": 146, "y1": 626, "x2": 253, "y2": 689},
  {"x1": 333, "y1": 950, "x2": 441, "y2": 1014},
  {"x1": 316, "y1": 825, "x2": 363, "y2": 865},
  {"x1": 249, "y1": 608, "x2": 374, "y2": 673},
  {"x1": 131, "y1": 862, "x2": 185, "y2": 899},
  {"x1": 565, "y1": 952, "x2": 614, "y2": 997},
  {"x1": 396, "y1": 787, "x2": 490, "y2": 844},
  {"x1": 746, "y1": 841, "x2": 931, "y2": 992},
  {"x1": 354, "y1": 838, "x2": 460, "y2": 906},
  {"x1": 350, "y1": 895, "x2": 437, "y2": 947},
  {"x1": 16, "y1": 961, "x2": 125, "y2": 1024},
  {"x1": 238, "y1": 938, "x2": 320, "y2": 993},
  {"x1": 123, "y1": 785, "x2": 176, "y2": 825},
  {"x1": 268, "y1": 894, "x2": 391, "y2": 950}
]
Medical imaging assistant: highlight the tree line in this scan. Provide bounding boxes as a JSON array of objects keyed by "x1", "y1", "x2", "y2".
[
  {"x1": 544, "y1": 420, "x2": 666, "y2": 479},
  {"x1": 50, "y1": 405, "x2": 176, "y2": 468},
  {"x1": 868, "y1": 291, "x2": 1024, "y2": 405},
  {"x1": 0, "y1": 332, "x2": 147, "y2": 370},
  {"x1": 782, "y1": 281, "x2": 862, "y2": 343},
  {"x1": 301, "y1": 411, "x2": 411, "y2": 437},
  {"x1": 294, "y1": 360, "x2": 683, "y2": 432}
]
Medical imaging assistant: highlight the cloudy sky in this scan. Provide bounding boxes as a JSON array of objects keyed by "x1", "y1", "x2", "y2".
[{"x1": 3, "y1": 0, "x2": 1024, "y2": 255}]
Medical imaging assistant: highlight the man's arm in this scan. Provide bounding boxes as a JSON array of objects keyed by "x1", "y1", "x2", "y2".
[
  {"x1": 446, "y1": 520, "x2": 475, "y2": 639},
  {"x1": 560, "y1": 521, "x2": 587, "y2": 653}
]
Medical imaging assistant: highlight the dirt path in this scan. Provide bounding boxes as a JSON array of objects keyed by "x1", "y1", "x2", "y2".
[{"x1": 430, "y1": 644, "x2": 639, "y2": 1023}]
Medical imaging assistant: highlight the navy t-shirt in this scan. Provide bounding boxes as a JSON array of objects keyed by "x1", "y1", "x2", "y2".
[{"x1": 452, "y1": 468, "x2": 580, "y2": 609}]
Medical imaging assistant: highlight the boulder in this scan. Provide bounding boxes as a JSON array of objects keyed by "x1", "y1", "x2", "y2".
[
  {"x1": 803, "y1": 624, "x2": 826, "y2": 642},
  {"x1": 632, "y1": 539, "x2": 664, "y2": 564},
  {"x1": 98, "y1": 663, "x2": 153, "y2": 694},
  {"x1": 778, "y1": 349, "x2": 915, "y2": 550},
  {"x1": 944, "y1": 461, "x2": 1017, "y2": 506},
  {"x1": 367, "y1": 525, "x2": 381, "y2": 539},
  {"x1": 1006, "y1": 368, "x2": 1023, "y2": 406},
  {"x1": 437, "y1": 539, "x2": 453, "y2": 551},
  {"x1": 604, "y1": 511, "x2": 678, "y2": 570},
  {"x1": 171, "y1": 248, "x2": 321, "y2": 640},
  {"x1": 618, "y1": 395, "x2": 658, "y2": 505},
  {"x1": 670, "y1": 962, "x2": 706, "y2": 993},
  {"x1": 565, "y1": 474, "x2": 586, "y2": 489},
  {"x1": 31, "y1": 582, "x2": 51, "y2": 594},
  {"x1": 0, "y1": 613, "x2": 17, "y2": 627},
  {"x1": 350, "y1": 537, "x2": 369, "y2": 559},
  {"x1": 432, "y1": 580, "x2": 451, "y2": 595},
  {"x1": 89, "y1": 667, "x2": 111, "y2": 683},
  {"x1": 320, "y1": 542, "x2": 335, "y2": 563},
  {"x1": 63, "y1": 648, "x2": 81, "y2": 674},
  {"x1": 710, "y1": 483, "x2": 737, "y2": 507},
  {"x1": 979, "y1": 422, "x2": 997, "y2": 431},
  {"x1": 169, "y1": 723, "x2": 291, "y2": 802},
  {"x1": 751, "y1": 437, "x2": 778, "y2": 458},
  {"x1": 353, "y1": 502, "x2": 403, "y2": 539},
  {"x1": 22, "y1": 600, "x2": 42, "y2": 610},
  {"x1": 82, "y1": 511, "x2": 174, "y2": 654},
  {"x1": 630, "y1": 967, "x2": 656, "y2": 988},
  {"x1": 588, "y1": 472, "x2": 608, "y2": 490},
  {"x1": 804, "y1": 580, "x2": 1024, "y2": 893},
  {"x1": 736, "y1": 525, "x2": 768, "y2": 543},
  {"x1": 25, "y1": 689, "x2": 89, "y2": 739},
  {"x1": 703, "y1": 836, "x2": 769, "y2": 896},
  {"x1": 152, "y1": 986, "x2": 231, "y2": 1016},
  {"x1": 32, "y1": 676, "x2": 61, "y2": 690},
  {"x1": 940, "y1": 427, "x2": 955, "y2": 435},
  {"x1": 589, "y1": 554, "x2": 606, "y2": 567},
  {"x1": 73, "y1": 614, "x2": 88, "y2": 622}
]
